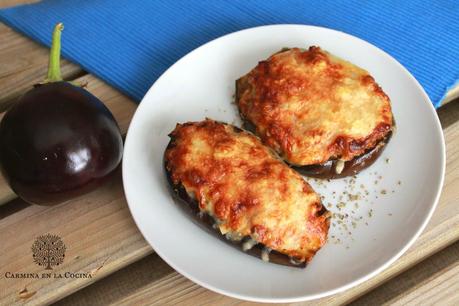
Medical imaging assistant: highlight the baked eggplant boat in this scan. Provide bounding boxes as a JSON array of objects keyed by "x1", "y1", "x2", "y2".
[
  {"x1": 164, "y1": 119, "x2": 330, "y2": 267},
  {"x1": 236, "y1": 47, "x2": 394, "y2": 178}
]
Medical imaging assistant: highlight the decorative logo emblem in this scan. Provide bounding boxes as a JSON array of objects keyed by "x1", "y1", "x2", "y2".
[{"x1": 31, "y1": 234, "x2": 66, "y2": 270}]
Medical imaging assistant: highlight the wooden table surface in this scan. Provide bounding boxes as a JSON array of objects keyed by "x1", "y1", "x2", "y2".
[{"x1": 1, "y1": 2, "x2": 459, "y2": 305}]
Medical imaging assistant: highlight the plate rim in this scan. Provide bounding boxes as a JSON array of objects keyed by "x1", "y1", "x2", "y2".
[{"x1": 122, "y1": 24, "x2": 446, "y2": 303}]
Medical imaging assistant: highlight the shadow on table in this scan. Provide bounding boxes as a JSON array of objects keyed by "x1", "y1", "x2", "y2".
[{"x1": 438, "y1": 98, "x2": 459, "y2": 130}]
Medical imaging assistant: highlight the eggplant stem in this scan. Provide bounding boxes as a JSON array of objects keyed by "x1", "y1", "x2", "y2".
[{"x1": 45, "y1": 23, "x2": 64, "y2": 83}]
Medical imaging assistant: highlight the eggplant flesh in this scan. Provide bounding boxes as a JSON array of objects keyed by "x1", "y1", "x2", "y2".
[
  {"x1": 291, "y1": 132, "x2": 392, "y2": 179},
  {"x1": 164, "y1": 139, "x2": 307, "y2": 268},
  {"x1": 241, "y1": 118, "x2": 392, "y2": 179}
]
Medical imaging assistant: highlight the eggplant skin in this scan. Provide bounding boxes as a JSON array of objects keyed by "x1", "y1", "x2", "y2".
[
  {"x1": 164, "y1": 158, "x2": 307, "y2": 268},
  {"x1": 164, "y1": 119, "x2": 330, "y2": 268},
  {"x1": 291, "y1": 132, "x2": 392, "y2": 179},
  {"x1": 241, "y1": 117, "x2": 392, "y2": 179},
  {"x1": 235, "y1": 46, "x2": 394, "y2": 174}
]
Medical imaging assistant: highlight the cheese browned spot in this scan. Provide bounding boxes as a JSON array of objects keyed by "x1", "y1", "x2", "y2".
[
  {"x1": 164, "y1": 119, "x2": 330, "y2": 263},
  {"x1": 236, "y1": 47, "x2": 394, "y2": 166}
]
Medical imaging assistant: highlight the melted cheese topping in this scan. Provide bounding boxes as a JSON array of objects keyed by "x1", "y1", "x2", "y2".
[
  {"x1": 236, "y1": 47, "x2": 394, "y2": 165},
  {"x1": 165, "y1": 120, "x2": 330, "y2": 262}
]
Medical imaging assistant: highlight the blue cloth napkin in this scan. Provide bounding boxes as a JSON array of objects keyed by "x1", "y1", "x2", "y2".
[{"x1": 1, "y1": 0, "x2": 458, "y2": 108}]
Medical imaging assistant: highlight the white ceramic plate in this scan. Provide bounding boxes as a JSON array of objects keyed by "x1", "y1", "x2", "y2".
[{"x1": 123, "y1": 25, "x2": 445, "y2": 302}]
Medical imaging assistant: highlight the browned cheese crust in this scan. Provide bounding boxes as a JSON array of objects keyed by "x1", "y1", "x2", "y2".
[
  {"x1": 236, "y1": 47, "x2": 394, "y2": 167},
  {"x1": 164, "y1": 119, "x2": 330, "y2": 264}
]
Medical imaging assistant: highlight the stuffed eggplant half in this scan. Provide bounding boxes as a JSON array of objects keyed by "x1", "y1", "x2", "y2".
[
  {"x1": 236, "y1": 47, "x2": 394, "y2": 178},
  {"x1": 164, "y1": 119, "x2": 330, "y2": 267}
]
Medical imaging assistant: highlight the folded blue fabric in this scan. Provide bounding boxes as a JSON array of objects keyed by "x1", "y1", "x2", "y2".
[{"x1": 1, "y1": 0, "x2": 458, "y2": 108}]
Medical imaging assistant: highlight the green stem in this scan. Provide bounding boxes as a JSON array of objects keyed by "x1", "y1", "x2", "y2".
[{"x1": 45, "y1": 23, "x2": 64, "y2": 82}]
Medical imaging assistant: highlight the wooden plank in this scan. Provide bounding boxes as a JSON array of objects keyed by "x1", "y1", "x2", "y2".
[
  {"x1": 385, "y1": 264, "x2": 459, "y2": 306},
  {"x1": 0, "y1": 16, "x2": 456, "y2": 110},
  {"x1": 55, "y1": 254, "x2": 177, "y2": 306},
  {"x1": 444, "y1": 86, "x2": 459, "y2": 105},
  {"x1": 0, "y1": 23, "x2": 84, "y2": 111},
  {"x1": 0, "y1": 170, "x2": 153, "y2": 306},
  {"x1": 49, "y1": 101, "x2": 459, "y2": 305},
  {"x1": 0, "y1": 74, "x2": 136, "y2": 205},
  {"x1": 0, "y1": 0, "x2": 38, "y2": 8},
  {"x1": 0, "y1": 1, "x2": 81, "y2": 111},
  {"x1": 390, "y1": 267, "x2": 459, "y2": 306},
  {"x1": 0, "y1": 17, "x2": 457, "y2": 305},
  {"x1": 0, "y1": 75, "x2": 144, "y2": 306},
  {"x1": 351, "y1": 238, "x2": 459, "y2": 305},
  {"x1": 0, "y1": 15, "x2": 455, "y2": 203},
  {"x1": 314, "y1": 100, "x2": 459, "y2": 305},
  {"x1": 59, "y1": 239, "x2": 459, "y2": 306}
]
